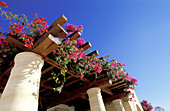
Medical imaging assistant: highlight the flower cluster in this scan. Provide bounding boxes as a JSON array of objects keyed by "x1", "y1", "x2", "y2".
[
  {"x1": 0, "y1": 6, "x2": 48, "y2": 47},
  {"x1": 0, "y1": 33, "x2": 18, "y2": 73},
  {"x1": 65, "y1": 23, "x2": 83, "y2": 34},
  {"x1": 29, "y1": 15, "x2": 48, "y2": 36},
  {"x1": 0, "y1": 1, "x2": 7, "y2": 8},
  {"x1": 141, "y1": 100, "x2": 153, "y2": 111},
  {"x1": 51, "y1": 37, "x2": 138, "y2": 93}
]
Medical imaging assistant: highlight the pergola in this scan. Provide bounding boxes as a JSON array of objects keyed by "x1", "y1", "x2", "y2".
[{"x1": 0, "y1": 15, "x2": 130, "y2": 111}]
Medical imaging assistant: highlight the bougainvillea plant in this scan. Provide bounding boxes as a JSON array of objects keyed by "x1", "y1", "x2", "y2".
[
  {"x1": 0, "y1": 1, "x2": 138, "y2": 100},
  {"x1": 141, "y1": 100, "x2": 153, "y2": 111}
]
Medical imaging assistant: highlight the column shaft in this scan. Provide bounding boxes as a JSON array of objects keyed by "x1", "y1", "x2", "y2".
[
  {"x1": 112, "y1": 99, "x2": 125, "y2": 111},
  {"x1": 0, "y1": 52, "x2": 44, "y2": 111},
  {"x1": 87, "y1": 87, "x2": 106, "y2": 111}
]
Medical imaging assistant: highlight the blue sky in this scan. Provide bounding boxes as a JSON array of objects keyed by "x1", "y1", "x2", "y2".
[{"x1": 1, "y1": 0, "x2": 170, "y2": 110}]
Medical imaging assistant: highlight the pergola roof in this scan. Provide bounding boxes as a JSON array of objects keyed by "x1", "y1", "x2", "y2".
[{"x1": 0, "y1": 15, "x2": 130, "y2": 109}]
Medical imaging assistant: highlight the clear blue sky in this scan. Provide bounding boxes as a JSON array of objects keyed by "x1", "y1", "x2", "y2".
[{"x1": 1, "y1": 0, "x2": 170, "y2": 110}]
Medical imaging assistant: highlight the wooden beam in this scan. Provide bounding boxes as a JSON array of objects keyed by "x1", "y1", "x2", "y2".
[
  {"x1": 42, "y1": 66, "x2": 55, "y2": 75},
  {"x1": 50, "y1": 24, "x2": 67, "y2": 37},
  {"x1": 47, "y1": 15, "x2": 67, "y2": 30},
  {"x1": 81, "y1": 95, "x2": 88, "y2": 100},
  {"x1": 34, "y1": 24, "x2": 67, "y2": 47},
  {"x1": 87, "y1": 50, "x2": 99, "y2": 57},
  {"x1": 5, "y1": 36, "x2": 31, "y2": 51},
  {"x1": 44, "y1": 58, "x2": 91, "y2": 83},
  {"x1": 40, "y1": 88, "x2": 47, "y2": 93},
  {"x1": 110, "y1": 83, "x2": 127, "y2": 90},
  {"x1": 104, "y1": 91, "x2": 130, "y2": 104},
  {"x1": 46, "y1": 83, "x2": 93, "y2": 108},
  {"x1": 101, "y1": 88, "x2": 114, "y2": 95},
  {"x1": 111, "y1": 80, "x2": 124, "y2": 86},
  {"x1": 64, "y1": 79, "x2": 79, "y2": 87},
  {"x1": 68, "y1": 31, "x2": 81, "y2": 40},
  {"x1": 32, "y1": 37, "x2": 54, "y2": 55},
  {"x1": 42, "y1": 43, "x2": 58, "y2": 56},
  {"x1": 99, "y1": 57, "x2": 105, "y2": 62},
  {"x1": 80, "y1": 42, "x2": 91, "y2": 51},
  {"x1": 46, "y1": 77, "x2": 125, "y2": 108}
]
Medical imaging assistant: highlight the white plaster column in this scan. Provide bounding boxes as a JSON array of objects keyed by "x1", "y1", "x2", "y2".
[
  {"x1": 0, "y1": 52, "x2": 44, "y2": 111},
  {"x1": 87, "y1": 87, "x2": 106, "y2": 111},
  {"x1": 112, "y1": 99, "x2": 125, "y2": 111}
]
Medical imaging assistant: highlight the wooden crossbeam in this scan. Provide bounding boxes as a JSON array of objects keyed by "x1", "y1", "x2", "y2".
[
  {"x1": 42, "y1": 66, "x2": 55, "y2": 75},
  {"x1": 80, "y1": 42, "x2": 92, "y2": 51},
  {"x1": 47, "y1": 15, "x2": 67, "y2": 30},
  {"x1": 33, "y1": 25, "x2": 67, "y2": 56},
  {"x1": 5, "y1": 36, "x2": 31, "y2": 51},
  {"x1": 46, "y1": 82, "x2": 94, "y2": 108},
  {"x1": 40, "y1": 75, "x2": 73, "y2": 94},
  {"x1": 99, "y1": 57, "x2": 105, "y2": 62},
  {"x1": 87, "y1": 50, "x2": 99, "y2": 57},
  {"x1": 46, "y1": 77, "x2": 124, "y2": 108},
  {"x1": 45, "y1": 58, "x2": 91, "y2": 83},
  {"x1": 64, "y1": 79, "x2": 79, "y2": 87},
  {"x1": 102, "y1": 88, "x2": 114, "y2": 95},
  {"x1": 50, "y1": 24, "x2": 67, "y2": 37},
  {"x1": 104, "y1": 91, "x2": 130, "y2": 104},
  {"x1": 68, "y1": 31, "x2": 81, "y2": 40},
  {"x1": 33, "y1": 36, "x2": 54, "y2": 55},
  {"x1": 110, "y1": 83, "x2": 127, "y2": 90},
  {"x1": 111, "y1": 80, "x2": 124, "y2": 86},
  {"x1": 34, "y1": 24, "x2": 67, "y2": 48}
]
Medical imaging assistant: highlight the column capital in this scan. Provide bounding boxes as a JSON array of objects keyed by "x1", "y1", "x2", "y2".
[
  {"x1": 87, "y1": 87, "x2": 101, "y2": 97},
  {"x1": 87, "y1": 87, "x2": 106, "y2": 111},
  {"x1": 15, "y1": 51, "x2": 44, "y2": 65}
]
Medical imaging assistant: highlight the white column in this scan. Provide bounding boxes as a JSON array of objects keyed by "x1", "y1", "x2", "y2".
[
  {"x1": 87, "y1": 87, "x2": 106, "y2": 111},
  {"x1": 0, "y1": 52, "x2": 44, "y2": 111},
  {"x1": 112, "y1": 99, "x2": 125, "y2": 111}
]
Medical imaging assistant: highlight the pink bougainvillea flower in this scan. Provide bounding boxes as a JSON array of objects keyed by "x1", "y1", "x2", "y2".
[
  {"x1": 80, "y1": 74, "x2": 84, "y2": 80},
  {"x1": 77, "y1": 38, "x2": 85, "y2": 46},
  {"x1": 84, "y1": 66, "x2": 88, "y2": 70}
]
